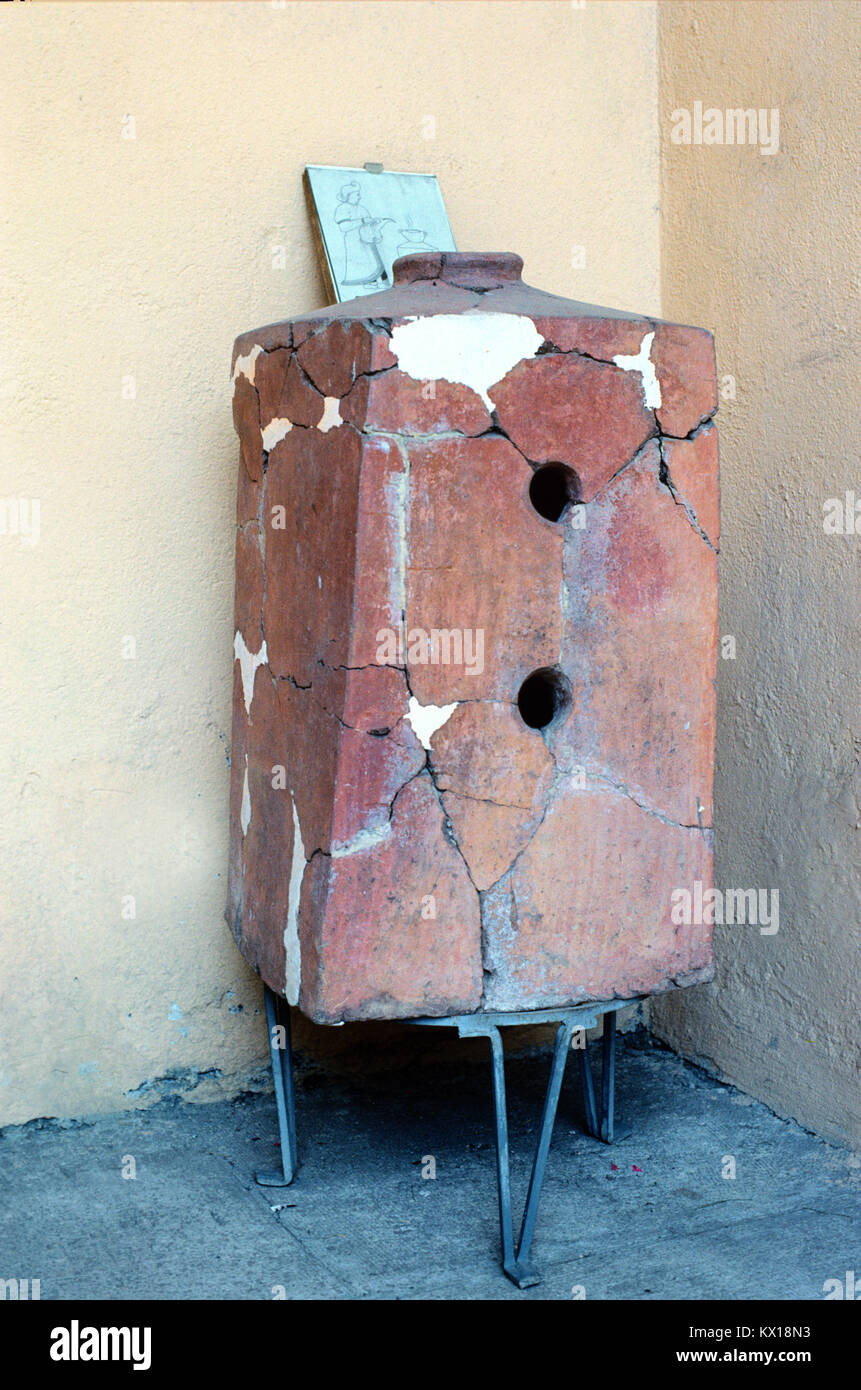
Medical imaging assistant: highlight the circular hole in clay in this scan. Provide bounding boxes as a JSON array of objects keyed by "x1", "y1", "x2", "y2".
[
  {"x1": 529, "y1": 463, "x2": 579, "y2": 522},
  {"x1": 517, "y1": 667, "x2": 571, "y2": 730}
]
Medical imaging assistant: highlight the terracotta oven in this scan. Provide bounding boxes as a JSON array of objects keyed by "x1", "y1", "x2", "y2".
[{"x1": 226, "y1": 252, "x2": 718, "y2": 1027}]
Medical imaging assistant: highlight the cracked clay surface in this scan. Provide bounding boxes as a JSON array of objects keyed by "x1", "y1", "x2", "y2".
[{"x1": 227, "y1": 256, "x2": 719, "y2": 1023}]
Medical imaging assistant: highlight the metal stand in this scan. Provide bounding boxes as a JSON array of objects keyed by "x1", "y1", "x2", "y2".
[
  {"x1": 254, "y1": 986, "x2": 619, "y2": 1287},
  {"x1": 413, "y1": 1003, "x2": 618, "y2": 1287},
  {"x1": 254, "y1": 985, "x2": 298, "y2": 1187}
]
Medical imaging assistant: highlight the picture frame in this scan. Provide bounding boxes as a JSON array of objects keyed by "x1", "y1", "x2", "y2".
[{"x1": 304, "y1": 163, "x2": 457, "y2": 304}]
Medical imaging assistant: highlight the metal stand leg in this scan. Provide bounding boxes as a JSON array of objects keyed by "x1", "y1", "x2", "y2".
[
  {"x1": 600, "y1": 1009, "x2": 616, "y2": 1143},
  {"x1": 255, "y1": 984, "x2": 298, "y2": 1187},
  {"x1": 488, "y1": 1029, "x2": 517, "y2": 1279},
  {"x1": 488, "y1": 1018, "x2": 575, "y2": 1289},
  {"x1": 577, "y1": 1009, "x2": 616, "y2": 1144}
]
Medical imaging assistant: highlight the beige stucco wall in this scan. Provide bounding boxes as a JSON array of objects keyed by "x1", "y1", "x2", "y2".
[
  {"x1": 652, "y1": 0, "x2": 860, "y2": 1146},
  {"x1": 0, "y1": 0, "x2": 660, "y2": 1126}
]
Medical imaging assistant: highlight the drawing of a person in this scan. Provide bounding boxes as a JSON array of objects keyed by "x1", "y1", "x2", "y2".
[{"x1": 334, "y1": 181, "x2": 393, "y2": 288}]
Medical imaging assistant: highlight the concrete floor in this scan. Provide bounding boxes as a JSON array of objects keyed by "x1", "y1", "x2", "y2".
[{"x1": 1, "y1": 1032, "x2": 859, "y2": 1300}]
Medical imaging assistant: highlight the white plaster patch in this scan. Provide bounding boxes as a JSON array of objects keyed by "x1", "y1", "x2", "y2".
[
  {"x1": 233, "y1": 343, "x2": 264, "y2": 385},
  {"x1": 613, "y1": 330, "x2": 662, "y2": 408},
  {"x1": 261, "y1": 417, "x2": 292, "y2": 450},
  {"x1": 284, "y1": 792, "x2": 304, "y2": 1006},
  {"x1": 405, "y1": 695, "x2": 459, "y2": 751},
  {"x1": 233, "y1": 629, "x2": 268, "y2": 717},
  {"x1": 331, "y1": 822, "x2": 392, "y2": 858},
  {"x1": 317, "y1": 396, "x2": 342, "y2": 432},
  {"x1": 240, "y1": 756, "x2": 252, "y2": 836},
  {"x1": 388, "y1": 311, "x2": 544, "y2": 411},
  {"x1": 390, "y1": 461, "x2": 409, "y2": 619}
]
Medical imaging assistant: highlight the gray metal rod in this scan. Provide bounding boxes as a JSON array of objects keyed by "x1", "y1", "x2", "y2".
[
  {"x1": 265, "y1": 984, "x2": 295, "y2": 1184},
  {"x1": 516, "y1": 1019, "x2": 575, "y2": 1265},
  {"x1": 578, "y1": 1039, "x2": 599, "y2": 1138},
  {"x1": 488, "y1": 1028, "x2": 516, "y2": 1272},
  {"x1": 600, "y1": 1009, "x2": 617, "y2": 1144}
]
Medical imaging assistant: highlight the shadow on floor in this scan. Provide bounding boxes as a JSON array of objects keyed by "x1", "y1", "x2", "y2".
[{"x1": 1, "y1": 1033, "x2": 858, "y2": 1299}]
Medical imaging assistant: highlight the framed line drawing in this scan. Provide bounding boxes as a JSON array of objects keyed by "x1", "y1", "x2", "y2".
[{"x1": 304, "y1": 164, "x2": 457, "y2": 304}]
